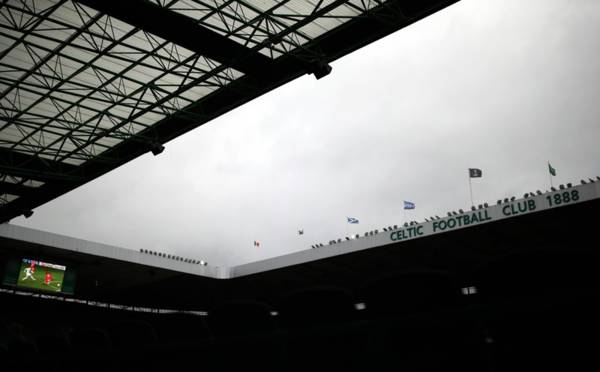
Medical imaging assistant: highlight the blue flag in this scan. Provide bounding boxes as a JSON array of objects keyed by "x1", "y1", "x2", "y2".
[
  {"x1": 347, "y1": 217, "x2": 359, "y2": 224},
  {"x1": 404, "y1": 201, "x2": 415, "y2": 210}
]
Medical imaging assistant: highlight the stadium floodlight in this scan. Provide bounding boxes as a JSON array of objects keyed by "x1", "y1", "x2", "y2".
[
  {"x1": 309, "y1": 59, "x2": 332, "y2": 79},
  {"x1": 23, "y1": 210, "x2": 33, "y2": 218},
  {"x1": 150, "y1": 142, "x2": 165, "y2": 156}
]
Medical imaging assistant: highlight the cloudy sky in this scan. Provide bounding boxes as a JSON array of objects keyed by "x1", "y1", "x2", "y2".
[{"x1": 14, "y1": 0, "x2": 600, "y2": 267}]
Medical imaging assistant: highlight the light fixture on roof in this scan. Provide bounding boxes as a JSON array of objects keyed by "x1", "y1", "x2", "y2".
[
  {"x1": 404, "y1": 222, "x2": 409, "y2": 227},
  {"x1": 504, "y1": 198, "x2": 509, "y2": 203},
  {"x1": 581, "y1": 180, "x2": 587, "y2": 185},
  {"x1": 496, "y1": 200, "x2": 502, "y2": 205},
  {"x1": 536, "y1": 190, "x2": 542, "y2": 195},
  {"x1": 150, "y1": 142, "x2": 165, "y2": 156},
  {"x1": 309, "y1": 59, "x2": 332, "y2": 80},
  {"x1": 567, "y1": 183, "x2": 572, "y2": 188},
  {"x1": 447, "y1": 212, "x2": 452, "y2": 217},
  {"x1": 484, "y1": 203, "x2": 489, "y2": 208},
  {"x1": 510, "y1": 196, "x2": 516, "y2": 201},
  {"x1": 458, "y1": 209, "x2": 464, "y2": 214},
  {"x1": 559, "y1": 184, "x2": 565, "y2": 190},
  {"x1": 589, "y1": 178, "x2": 595, "y2": 183},
  {"x1": 523, "y1": 193, "x2": 529, "y2": 198}
]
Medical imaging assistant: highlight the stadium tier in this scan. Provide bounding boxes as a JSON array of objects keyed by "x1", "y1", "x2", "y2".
[
  {"x1": 1, "y1": 180, "x2": 599, "y2": 307},
  {"x1": 1, "y1": 180, "x2": 599, "y2": 369}
]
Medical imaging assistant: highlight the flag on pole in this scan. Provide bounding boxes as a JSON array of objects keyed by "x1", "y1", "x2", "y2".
[
  {"x1": 548, "y1": 162, "x2": 556, "y2": 176},
  {"x1": 469, "y1": 168, "x2": 482, "y2": 178},
  {"x1": 347, "y1": 217, "x2": 359, "y2": 224},
  {"x1": 403, "y1": 201, "x2": 415, "y2": 210},
  {"x1": 253, "y1": 240, "x2": 260, "y2": 247}
]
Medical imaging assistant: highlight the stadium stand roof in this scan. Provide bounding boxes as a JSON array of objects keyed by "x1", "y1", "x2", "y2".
[{"x1": 0, "y1": 0, "x2": 459, "y2": 222}]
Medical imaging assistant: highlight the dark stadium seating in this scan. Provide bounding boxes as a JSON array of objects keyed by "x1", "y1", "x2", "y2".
[
  {"x1": 208, "y1": 299, "x2": 277, "y2": 338},
  {"x1": 359, "y1": 270, "x2": 462, "y2": 318},
  {"x1": 2, "y1": 243, "x2": 599, "y2": 372}
]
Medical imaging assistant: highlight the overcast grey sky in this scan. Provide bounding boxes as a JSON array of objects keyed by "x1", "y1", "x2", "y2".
[{"x1": 14, "y1": 0, "x2": 600, "y2": 266}]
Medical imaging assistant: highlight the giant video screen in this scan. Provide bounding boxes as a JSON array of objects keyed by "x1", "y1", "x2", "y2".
[{"x1": 17, "y1": 258, "x2": 66, "y2": 293}]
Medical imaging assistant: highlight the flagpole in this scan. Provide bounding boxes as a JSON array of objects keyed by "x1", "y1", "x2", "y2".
[
  {"x1": 468, "y1": 175, "x2": 474, "y2": 208},
  {"x1": 548, "y1": 162, "x2": 554, "y2": 189}
]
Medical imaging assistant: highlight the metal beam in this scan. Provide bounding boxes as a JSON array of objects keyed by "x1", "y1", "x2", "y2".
[
  {"x1": 0, "y1": 182, "x2": 36, "y2": 197},
  {"x1": 0, "y1": 148, "x2": 81, "y2": 183},
  {"x1": 73, "y1": 0, "x2": 276, "y2": 77}
]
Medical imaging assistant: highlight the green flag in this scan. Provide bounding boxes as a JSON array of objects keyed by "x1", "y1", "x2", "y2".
[{"x1": 548, "y1": 162, "x2": 556, "y2": 176}]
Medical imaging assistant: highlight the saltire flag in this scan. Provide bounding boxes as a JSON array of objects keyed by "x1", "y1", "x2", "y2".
[
  {"x1": 347, "y1": 217, "x2": 359, "y2": 224},
  {"x1": 548, "y1": 162, "x2": 556, "y2": 176},
  {"x1": 253, "y1": 240, "x2": 260, "y2": 247},
  {"x1": 403, "y1": 201, "x2": 415, "y2": 210},
  {"x1": 298, "y1": 229, "x2": 304, "y2": 235},
  {"x1": 469, "y1": 168, "x2": 482, "y2": 178}
]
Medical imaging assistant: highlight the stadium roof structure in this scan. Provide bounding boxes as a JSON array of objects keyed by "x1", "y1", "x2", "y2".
[{"x1": 0, "y1": 0, "x2": 459, "y2": 222}]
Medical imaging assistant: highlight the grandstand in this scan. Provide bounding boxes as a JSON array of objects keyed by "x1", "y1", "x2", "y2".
[
  {"x1": 2, "y1": 0, "x2": 599, "y2": 370},
  {"x1": 1, "y1": 179, "x2": 599, "y2": 369}
]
